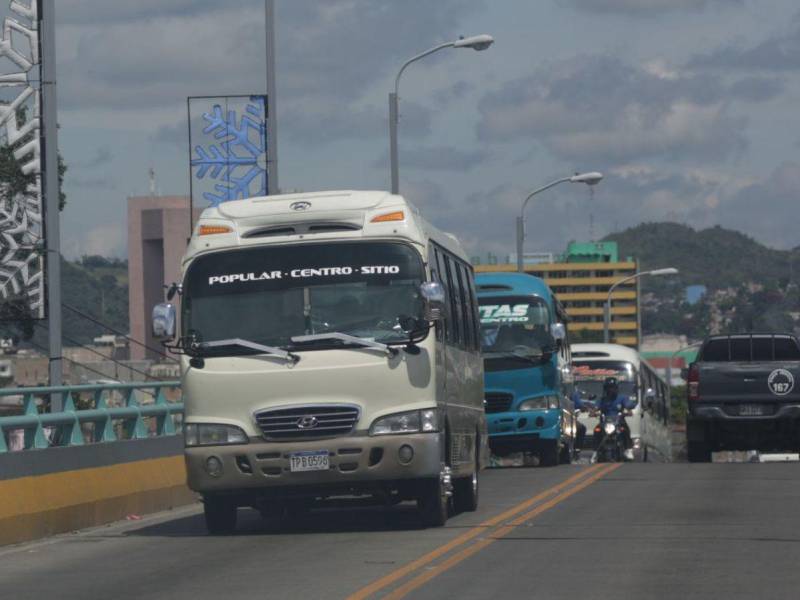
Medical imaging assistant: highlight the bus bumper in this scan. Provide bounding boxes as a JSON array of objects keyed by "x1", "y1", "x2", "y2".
[
  {"x1": 185, "y1": 432, "x2": 444, "y2": 496},
  {"x1": 487, "y1": 411, "x2": 560, "y2": 453}
]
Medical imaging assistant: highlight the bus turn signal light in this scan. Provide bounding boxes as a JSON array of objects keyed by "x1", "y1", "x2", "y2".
[
  {"x1": 198, "y1": 225, "x2": 232, "y2": 236},
  {"x1": 370, "y1": 211, "x2": 404, "y2": 223}
]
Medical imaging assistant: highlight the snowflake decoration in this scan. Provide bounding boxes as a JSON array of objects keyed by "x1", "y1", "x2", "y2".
[
  {"x1": 190, "y1": 96, "x2": 268, "y2": 207},
  {"x1": 0, "y1": 0, "x2": 44, "y2": 318}
]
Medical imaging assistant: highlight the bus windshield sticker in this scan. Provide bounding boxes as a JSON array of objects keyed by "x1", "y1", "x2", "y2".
[
  {"x1": 573, "y1": 364, "x2": 631, "y2": 381},
  {"x1": 479, "y1": 304, "x2": 530, "y2": 323},
  {"x1": 207, "y1": 265, "x2": 401, "y2": 286}
]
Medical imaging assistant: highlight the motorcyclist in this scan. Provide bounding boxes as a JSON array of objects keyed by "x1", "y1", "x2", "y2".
[{"x1": 593, "y1": 377, "x2": 637, "y2": 460}]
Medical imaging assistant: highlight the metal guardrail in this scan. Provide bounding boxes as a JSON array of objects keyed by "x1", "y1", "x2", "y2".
[{"x1": 0, "y1": 381, "x2": 182, "y2": 453}]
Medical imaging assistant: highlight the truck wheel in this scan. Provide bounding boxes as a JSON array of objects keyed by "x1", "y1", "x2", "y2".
[
  {"x1": 454, "y1": 449, "x2": 480, "y2": 513},
  {"x1": 204, "y1": 496, "x2": 237, "y2": 535},
  {"x1": 539, "y1": 440, "x2": 559, "y2": 467},
  {"x1": 418, "y1": 477, "x2": 449, "y2": 527},
  {"x1": 687, "y1": 440, "x2": 711, "y2": 463}
]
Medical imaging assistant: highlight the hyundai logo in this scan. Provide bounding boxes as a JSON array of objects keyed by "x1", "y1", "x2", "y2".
[
  {"x1": 290, "y1": 201, "x2": 311, "y2": 211},
  {"x1": 296, "y1": 415, "x2": 319, "y2": 429}
]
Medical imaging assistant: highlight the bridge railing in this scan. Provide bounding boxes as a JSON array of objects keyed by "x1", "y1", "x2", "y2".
[{"x1": 0, "y1": 381, "x2": 183, "y2": 452}]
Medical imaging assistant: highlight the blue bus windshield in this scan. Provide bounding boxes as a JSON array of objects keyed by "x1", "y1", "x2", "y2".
[{"x1": 479, "y1": 295, "x2": 553, "y2": 371}]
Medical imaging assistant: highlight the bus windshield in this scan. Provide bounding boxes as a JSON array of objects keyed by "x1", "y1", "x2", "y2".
[
  {"x1": 182, "y1": 242, "x2": 425, "y2": 351},
  {"x1": 478, "y1": 295, "x2": 553, "y2": 370},
  {"x1": 573, "y1": 360, "x2": 637, "y2": 399}
]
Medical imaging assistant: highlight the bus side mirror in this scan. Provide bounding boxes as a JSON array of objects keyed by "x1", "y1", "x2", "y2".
[
  {"x1": 420, "y1": 282, "x2": 446, "y2": 322},
  {"x1": 152, "y1": 303, "x2": 176, "y2": 339},
  {"x1": 680, "y1": 368, "x2": 689, "y2": 381},
  {"x1": 552, "y1": 322, "x2": 566, "y2": 346}
]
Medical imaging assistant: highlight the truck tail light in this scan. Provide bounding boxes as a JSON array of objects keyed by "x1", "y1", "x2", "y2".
[{"x1": 687, "y1": 363, "x2": 700, "y2": 401}]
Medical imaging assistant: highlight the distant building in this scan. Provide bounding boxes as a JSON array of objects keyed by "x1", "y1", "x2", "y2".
[
  {"x1": 127, "y1": 196, "x2": 201, "y2": 360},
  {"x1": 509, "y1": 252, "x2": 557, "y2": 265},
  {"x1": 475, "y1": 241, "x2": 641, "y2": 347}
]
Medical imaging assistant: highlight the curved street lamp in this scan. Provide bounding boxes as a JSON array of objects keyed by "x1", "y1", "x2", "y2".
[
  {"x1": 389, "y1": 34, "x2": 494, "y2": 194},
  {"x1": 603, "y1": 267, "x2": 679, "y2": 344},
  {"x1": 516, "y1": 172, "x2": 603, "y2": 272}
]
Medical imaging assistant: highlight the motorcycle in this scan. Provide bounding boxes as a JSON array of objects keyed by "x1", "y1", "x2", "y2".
[{"x1": 592, "y1": 411, "x2": 628, "y2": 463}]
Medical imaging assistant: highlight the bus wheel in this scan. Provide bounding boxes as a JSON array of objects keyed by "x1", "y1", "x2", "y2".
[
  {"x1": 559, "y1": 438, "x2": 573, "y2": 464},
  {"x1": 539, "y1": 441, "x2": 559, "y2": 467},
  {"x1": 454, "y1": 449, "x2": 480, "y2": 513},
  {"x1": 203, "y1": 495, "x2": 237, "y2": 535},
  {"x1": 418, "y1": 470, "x2": 451, "y2": 527}
]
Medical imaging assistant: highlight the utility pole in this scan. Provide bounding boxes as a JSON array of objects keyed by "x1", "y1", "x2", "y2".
[
  {"x1": 40, "y1": 0, "x2": 63, "y2": 410},
  {"x1": 265, "y1": 0, "x2": 278, "y2": 194}
]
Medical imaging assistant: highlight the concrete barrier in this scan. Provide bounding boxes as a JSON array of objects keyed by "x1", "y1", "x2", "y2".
[{"x1": 0, "y1": 437, "x2": 195, "y2": 546}]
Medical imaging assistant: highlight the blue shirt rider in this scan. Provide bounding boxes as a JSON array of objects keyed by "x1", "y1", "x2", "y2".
[
  {"x1": 593, "y1": 376, "x2": 636, "y2": 457},
  {"x1": 597, "y1": 376, "x2": 636, "y2": 417}
]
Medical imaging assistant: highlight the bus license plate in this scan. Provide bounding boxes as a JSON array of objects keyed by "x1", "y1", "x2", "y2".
[
  {"x1": 739, "y1": 404, "x2": 765, "y2": 416},
  {"x1": 290, "y1": 451, "x2": 330, "y2": 472}
]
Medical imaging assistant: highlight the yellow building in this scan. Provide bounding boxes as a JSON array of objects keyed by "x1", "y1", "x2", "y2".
[{"x1": 474, "y1": 242, "x2": 640, "y2": 347}]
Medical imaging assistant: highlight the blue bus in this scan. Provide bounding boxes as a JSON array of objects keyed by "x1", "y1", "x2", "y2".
[{"x1": 475, "y1": 272, "x2": 576, "y2": 466}]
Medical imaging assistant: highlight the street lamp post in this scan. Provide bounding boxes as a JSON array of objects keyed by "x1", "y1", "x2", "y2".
[
  {"x1": 389, "y1": 34, "x2": 494, "y2": 194},
  {"x1": 603, "y1": 268, "x2": 679, "y2": 344},
  {"x1": 516, "y1": 172, "x2": 603, "y2": 272}
]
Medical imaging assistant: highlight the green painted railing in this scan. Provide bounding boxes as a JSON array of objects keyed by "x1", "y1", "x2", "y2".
[{"x1": 0, "y1": 381, "x2": 182, "y2": 453}]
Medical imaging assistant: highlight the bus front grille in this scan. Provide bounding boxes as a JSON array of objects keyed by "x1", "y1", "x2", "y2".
[
  {"x1": 484, "y1": 393, "x2": 513, "y2": 414},
  {"x1": 254, "y1": 404, "x2": 360, "y2": 439}
]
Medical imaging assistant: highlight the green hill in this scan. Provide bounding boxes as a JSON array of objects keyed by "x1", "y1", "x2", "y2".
[
  {"x1": 0, "y1": 256, "x2": 129, "y2": 349},
  {"x1": 604, "y1": 223, "x2": 800, "y2": 337},
  {"x1": 605, "y1": 222, "x2": 797, "y2": 291}
]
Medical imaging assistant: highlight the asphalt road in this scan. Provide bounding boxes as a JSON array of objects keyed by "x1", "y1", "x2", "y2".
[{"x1": 3, "y1": 462, "x2": 800, "y2": 599}]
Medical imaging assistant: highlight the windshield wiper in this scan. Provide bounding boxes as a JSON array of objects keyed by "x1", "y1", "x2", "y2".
[
  {"x1": 486, "y1": 350, "x2": 544, "y2": 365},
  {"x1": 195, "y1": 338, "x2": 299, "y2": 363},
  {"x1": 290, "y1": 332, "x2": 398, "y2": 357}
]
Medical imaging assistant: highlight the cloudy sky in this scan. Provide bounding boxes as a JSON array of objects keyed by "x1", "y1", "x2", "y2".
[{"x1": 32, "y1": 0, "x2": 800, "y2": 259}]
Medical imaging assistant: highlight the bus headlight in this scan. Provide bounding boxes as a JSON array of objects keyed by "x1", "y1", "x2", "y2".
[
  {"x1": 518, "y1": 395, "x2": 559, "y2": 411},
  {"x1": 185, "y1": 423, "x2": 249, "y2": 447},
  {"x1": 370, "y1": 409, "x2": 440, "y2": 436}
]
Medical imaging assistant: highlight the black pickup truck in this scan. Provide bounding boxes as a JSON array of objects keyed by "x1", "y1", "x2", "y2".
[{"x1": 685, "y1": 333, "x2": 800, "y2": 462}]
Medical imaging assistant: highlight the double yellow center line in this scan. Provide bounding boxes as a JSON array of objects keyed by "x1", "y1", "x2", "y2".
[{"x1": 348, "y1": 463, "x2": 620, "y2": 600}]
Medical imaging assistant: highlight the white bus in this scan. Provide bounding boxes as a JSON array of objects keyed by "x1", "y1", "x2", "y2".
[
  {"x1": 572, "y1": 343, "x2": 671, "y2": 461},
  {"x1": 152, "y1": 190, "x2": 487, "y2": 532}
]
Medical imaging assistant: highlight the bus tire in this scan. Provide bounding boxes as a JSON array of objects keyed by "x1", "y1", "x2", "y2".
[
  {"x1": 204, "y1": 496, "x2": 237, "y2": 535},
  {"x1": 687, "y1": 440, "x2": 711, "y2": 463},
  {"x1": 418, "y1": 478, "x2": 448, "y2": 527},
  {"x1": 559, "y1": 438, "x2": 573, "y2": 464},
  {"x1": 539, "y1": 440, "x2": 559, "y2": 467},
  {"x1": 454, "y1": 447, "x2": 480, "y2": 513}
]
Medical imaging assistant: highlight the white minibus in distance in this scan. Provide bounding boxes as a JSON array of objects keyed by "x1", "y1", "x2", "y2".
[
  {"x1": 152, "y1": 190, "x2": 487, "y2": 532},
  {"x1": 572, "y1": 343, "x2": 671, "y2": 461}
]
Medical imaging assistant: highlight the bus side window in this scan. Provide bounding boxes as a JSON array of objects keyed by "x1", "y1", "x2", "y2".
[
  {"x1": 429, "y1": 246, "x2": 444, "y2": 342},
  {"x1": 447, "y1": 255, "x2": 465, "y2": 349},
  {"x1": 644, "y1": 367, "x2": 656, "y2": 415},
  {"x1": 438, "y1": 250, "x2": 458, "y2": 346},
  {"x1": 465, "y1": 267, "x2": 480, "y2": 352},
  {"x1": 434, "y1": 247, "x2": 452, "y2": 343},
  {"x1": 456, "y1": 262, "x2": 475, "y2": 351}
]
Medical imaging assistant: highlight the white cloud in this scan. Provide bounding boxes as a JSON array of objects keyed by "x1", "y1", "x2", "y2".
[
  {"x1": 477, "y1": 55, "x2": 753, "y2": 165},
  {"x1": 64, "y1": 223, "x2": 126, "y2": 259}
]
